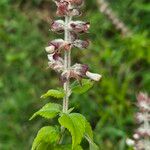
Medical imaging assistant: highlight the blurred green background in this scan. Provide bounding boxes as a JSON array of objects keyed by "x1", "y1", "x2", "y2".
[{"x1": 0, "y1": 0, "x2": 149, "y2": 149}]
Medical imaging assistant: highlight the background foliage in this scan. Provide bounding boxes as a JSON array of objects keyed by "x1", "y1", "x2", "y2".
[{"x1": 0, "y1": 0, "x2": 149, "y2": 149}]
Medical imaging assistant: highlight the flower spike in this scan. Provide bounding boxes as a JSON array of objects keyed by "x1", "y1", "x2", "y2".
[
  {"x1": 31, "y1": 0, "x2": 102, "y2": 149},
  {"x1": 126, "y1": 92, "x2": 150, "y2": 150}
]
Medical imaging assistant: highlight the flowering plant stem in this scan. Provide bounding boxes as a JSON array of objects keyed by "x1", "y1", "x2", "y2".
[
  {"x1": 63, "y1": 16, "x2": 72, "y2": 113},
  {"x1": 30, "y1": 1, "x2": 101, "y2": 149}
]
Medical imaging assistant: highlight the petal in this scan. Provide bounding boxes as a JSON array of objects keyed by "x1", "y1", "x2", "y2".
[
  {"x1": 86, "y1": 71, "x2": 102, "y2": 81},
  {"x1": 45, "y1": 46, "x2": 55, "y2": 53},
  {"x1": 51, "y1": 20, "x2": 65, "y2": 33},
  {"x1": 69, "y1": 21, "x2": 90, "y2": 33},
  {"x1": 73, "y1": 39, "x2": 90, "y2": 49}
]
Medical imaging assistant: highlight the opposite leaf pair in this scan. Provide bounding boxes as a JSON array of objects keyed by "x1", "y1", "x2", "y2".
[{"x1": 30, "y1": 103, "x2": 98, "y2": 150}]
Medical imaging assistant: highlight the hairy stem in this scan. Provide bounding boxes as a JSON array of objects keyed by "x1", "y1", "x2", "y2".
[
  {"x1": 59, "y1": 15, "x2": 72, "y2": 145},
  {"x1": 63, "y1": 16, "x2": 72, "y2": 113}
]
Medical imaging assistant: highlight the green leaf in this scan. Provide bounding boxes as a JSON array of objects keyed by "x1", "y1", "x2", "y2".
[
  {"x1": 41, "y1": 89, "x2": 65, "y2": 99},
  {"x1": 84, "y1": 135, "x2": 99, "y2": 150},
  {"x1": 30, "y1": 103, "x2": 61, "y2": 120},
  {"x1": 67, "y1": 107, "x2": 74, "y2": 114},
  {"x1": 85, "y1": 121, "x2": 93, "y2": 140},
  {"x1": 33, "y1": 142, "x2": 51, "y2": 150},
  {"x1": 53, "y1": 144, "x2": 83, "y2": 150},
  {"x1": 58, "y1": 113, "x2": 86, "y2": 149},
  {"x1": 32, "y1": 126, "x2": 60, "y2": 150},
  {"x1": 71, "y1": 79, "x2": 94, "y2": 94},
  {"x1": 84, "y1": 121, "x2": 99, "y2": 150}
]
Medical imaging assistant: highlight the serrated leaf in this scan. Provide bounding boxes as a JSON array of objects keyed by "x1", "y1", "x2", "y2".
[
  {"x1": 58, "y1": 113, "x2": 86, "y2": 149},
  {"x1": 32, "y1": 126, "x2": 60, "y2": 150},
  {"x1": 30, "y1": 103, "x2": 62, "y2": 120},
  {"x1": 85, "y1": 121, "x2": 99, "y2": 150},
  {"x1": 41, "y1": 89, "x2": 65, "y2": 99},
  {"x1": 71, "y1": 79, "x2": 94, "y2": 94}
]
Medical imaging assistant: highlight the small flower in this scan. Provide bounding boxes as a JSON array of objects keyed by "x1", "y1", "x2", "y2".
[
  {"x1": 61, "y1": 64, "x2": 88, "y2": 82},
  {"x1": 48, "y1": 53, "x2": 64, "y2": 73},
  {"x1": 126, "y1": 138, "x2": 135, "y2": 146},
  {"x1": 68, "y1": 8, "x2": 81, "y2": 16},
  {"x1": 54, "y1": 0, "x2": 81, "y2": 16},
  {"x1": 51, "y1": 20, "x2": 65, "y2": 33},
  {"x1": 45, "y1": 39, "x2": 71, "y2": 53},
  {"x1": 73, "y1": 39, "x2": 90, "y2": 49},
  {"x1": 136, "y1": 112, "x2": 150, "y2": 123},
  {"x1": 55, "y1": 0, "x2": 69, "y2": 16},
  {"x1": 86, "y1": 71, "x2": 102, "y2": 81},
  {"x1": 61, "y1": 63, "x2": 102, "y2": 82},
  {"x1": 133, "y1": 134, "x2": 140, "y2": 140},
  {"x1": 127, "y1": 93, "x2": 150, "y2": 150},
  {"x1": 136, "y1": 127, "x2": 150, "y2": 137},
  {"x1": 68, "y1": 21, "x2": 90, "y2": 33},
  {"x1": 137, "y1": 92, "x2": 150, "y2": 112}
]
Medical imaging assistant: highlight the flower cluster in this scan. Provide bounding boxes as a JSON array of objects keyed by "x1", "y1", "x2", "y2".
[
  {"x1": 54, "y1": 0, "x2": 83, "y2": 16},
  {"x1": 126, "y1": 92, "x2": 150, "y2": 150},
  {"x1": 61, "y1": 63, "x2": 102, "y2": 82},
  {"x1": 45, "y1": 0, "x2": 102, "y2": 83},
  {"x1": 51, "y1": 20, "x2": 90, "y2": 34}
]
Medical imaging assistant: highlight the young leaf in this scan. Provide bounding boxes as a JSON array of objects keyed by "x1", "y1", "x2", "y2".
[
  {"x1": 84, "y1": 121, "x2": 99, "y2": 150},
  {"x1": 58, "y1": 113, "x2": 86, "y2": 149},
  {"x1": 30, "y1": 103, "x2": 62, "y2": 120},
  {"x1": 54, "y1": 144, "x2": 83, "y2": 150},
  {"x1": 41, "y1": 89, "x2": 65, "y2": 99},
  {"x1": 32, "y1": 126, "x2": 60, "y2": 150},
  {"x1": 33, "y1": 142, "x2": 51, "y2": 150},
  {"x1": 67, "y1": 107, "x2": 74, "y2": 114},
  {"x1": 71, "y1": 79, "x2": 94, "y2": 94}
]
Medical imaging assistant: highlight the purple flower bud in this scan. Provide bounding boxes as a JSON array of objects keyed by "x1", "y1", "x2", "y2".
[
  {"x1": 73, "y1": 39, "x2": 90, "y2": 49},
  {"x1": 69, "y1": 21, "x2": 90, "y2": 33},
  {"x1": 46, "y1": 39, "x2": 71, "y2": 53},
  {"x1": 72, "y1": 63, "x2": 88, "y2": 76},
  {"x1": 55, "y1": 1, "x2": 69, "y2": 16},
  {"x1": 51, "y1": 20, "x2": 65, "y2": 33},
  {"x1": 70, "y1": 31, "x2": 79, "y2": 41},
  {"x1": 48, "y1": 53, "x2": 64, "y2": 73},
  {"x1": 69, "y1": 8, "x2": 81, "y2": 16},
  {"x1": 61, "y1": 64, "x2": 88, "y2": 82},
  {"x1": 54, "y1": 0, "x2": 81, "y2": 16}
]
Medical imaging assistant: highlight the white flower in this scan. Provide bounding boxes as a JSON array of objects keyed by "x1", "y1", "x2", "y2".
[
  {"x1": 86, "y1": 71, "x2": 102, "y2": 81},
  {"x1": 45, "y1": 46, "x2": 55, "y2": 53},
  {"x1": 126, "y1": 138, "x2": 135, "y2": 146},
  {"x1": 133, "y1": 134, "x2": 140, "y2": 140}
]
